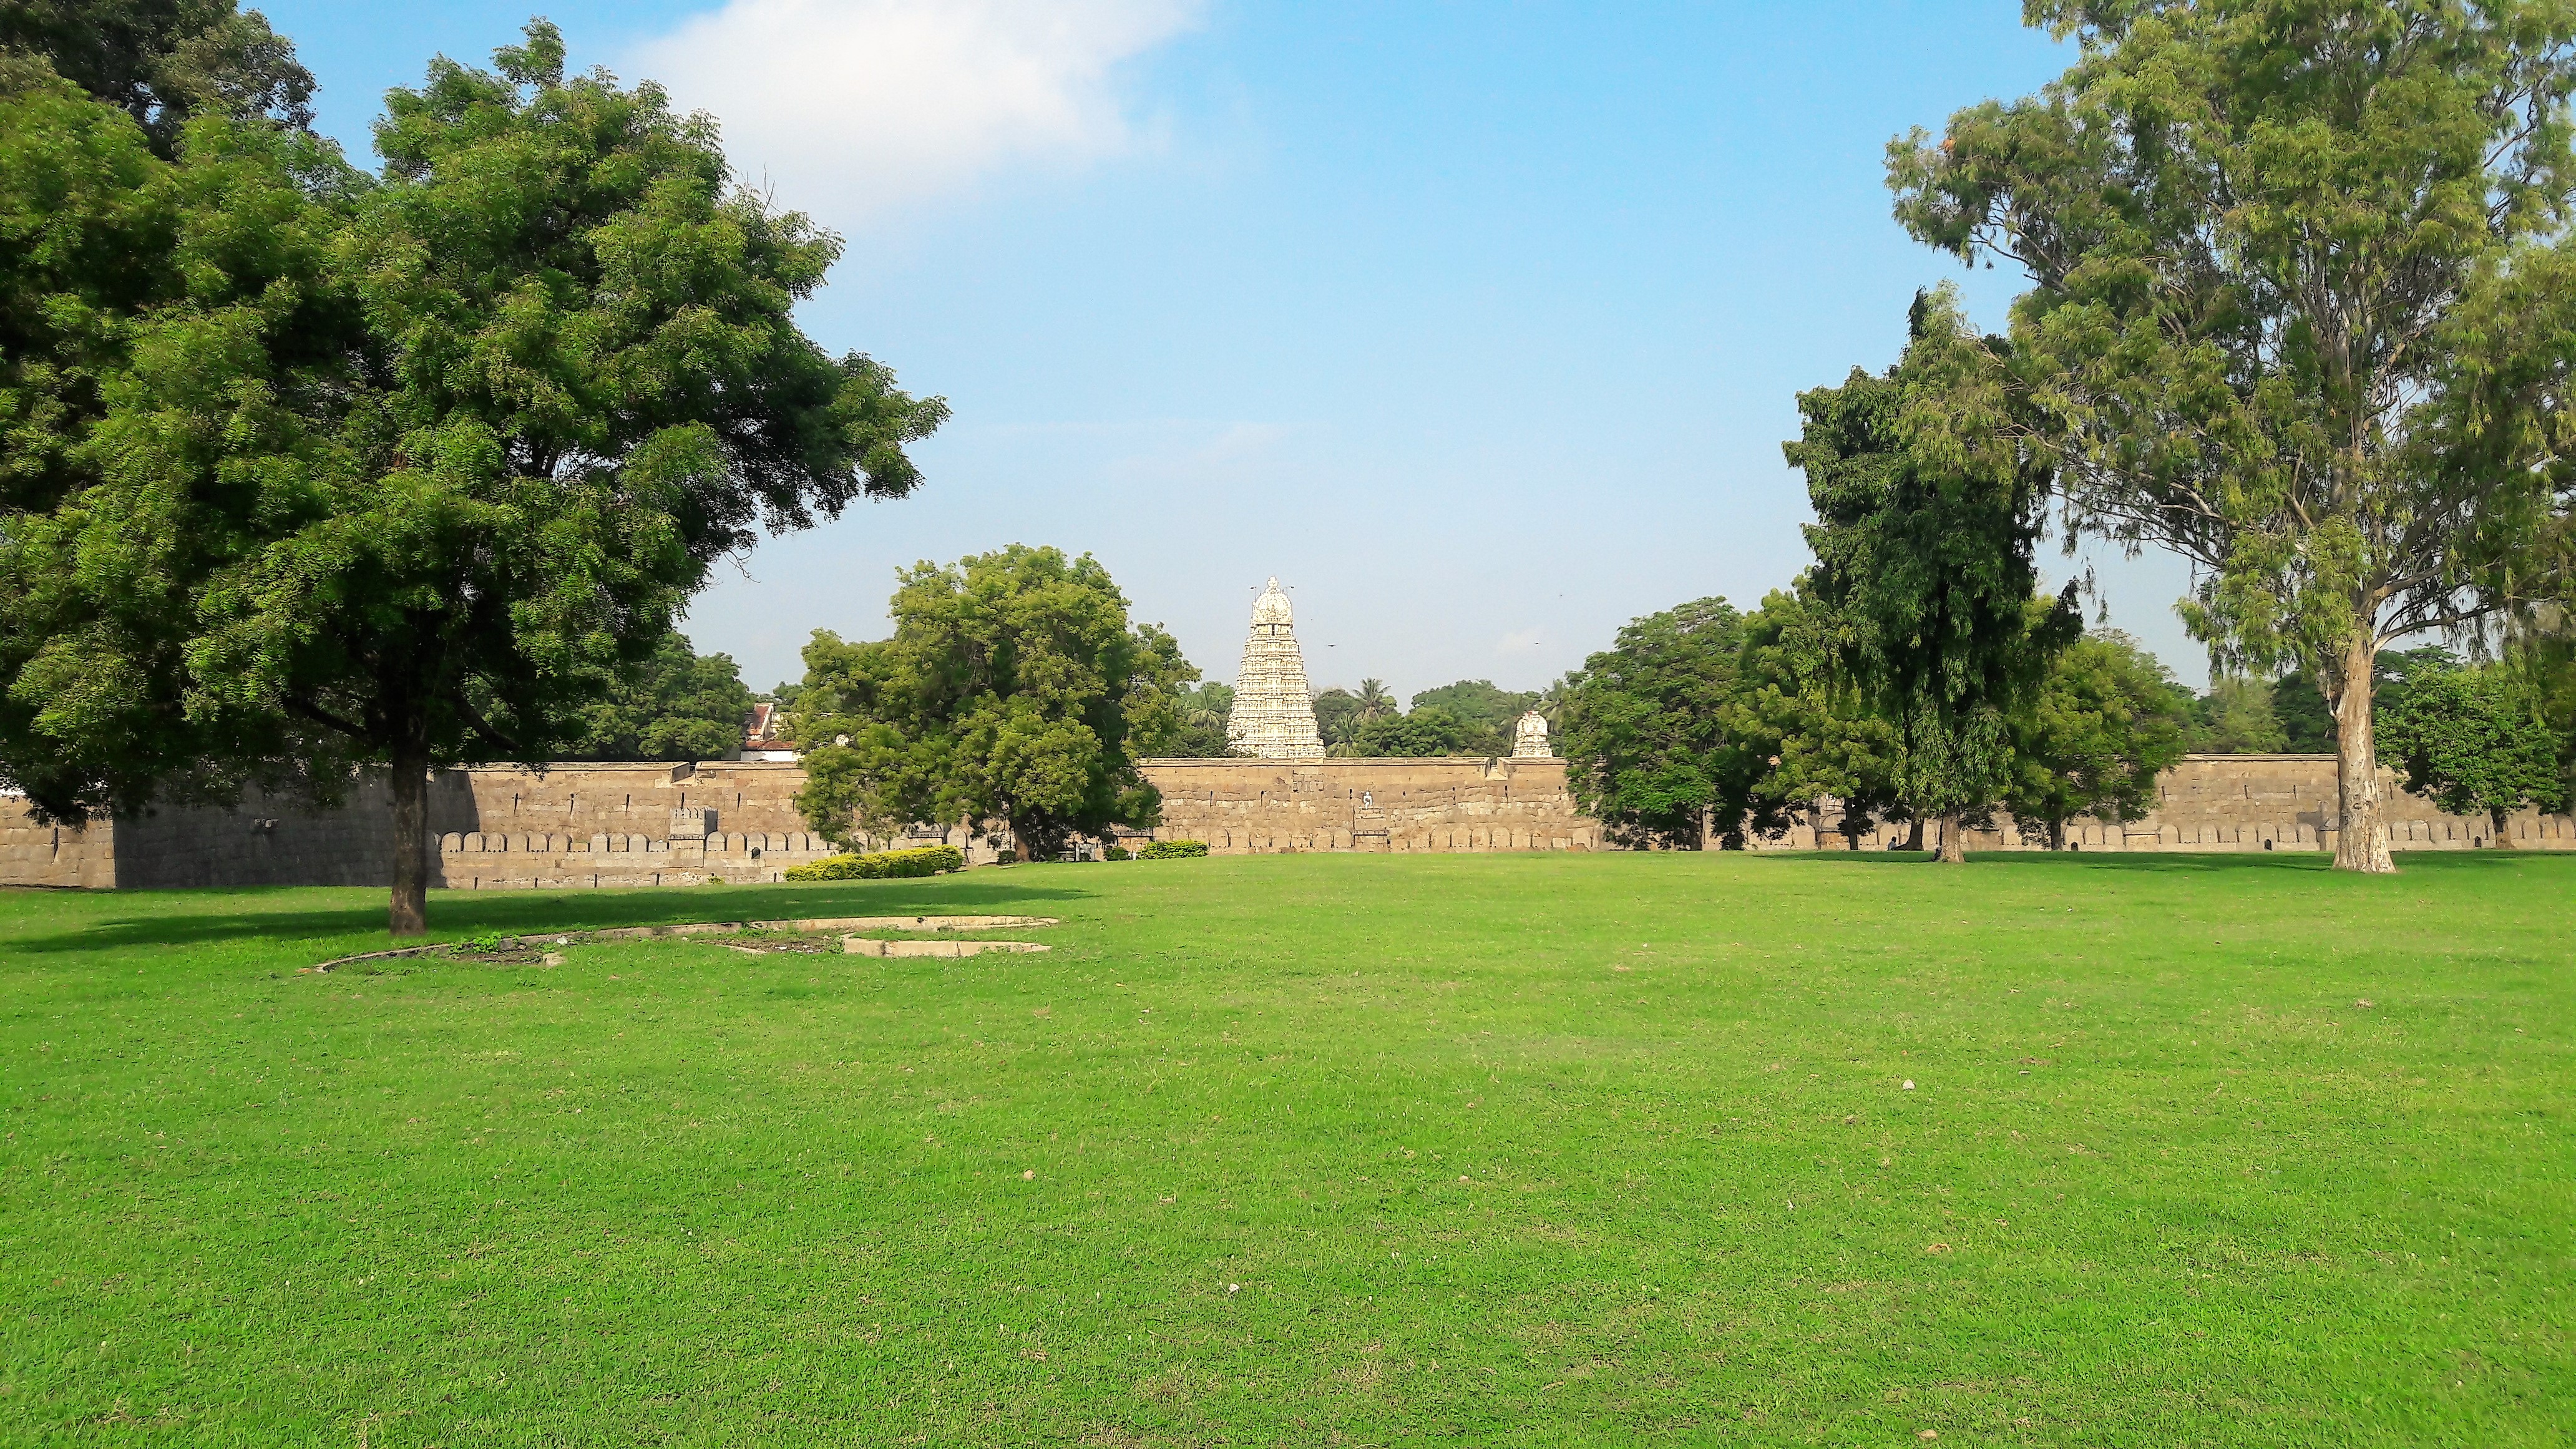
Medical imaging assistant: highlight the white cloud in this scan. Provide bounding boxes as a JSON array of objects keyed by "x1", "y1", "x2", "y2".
[
  {"x1": 626, "y1": 0, "x2": 1203, "y2": 225},
  {"x1": 1496, "y1": 628, "x2": 1546, "y2": 656}
]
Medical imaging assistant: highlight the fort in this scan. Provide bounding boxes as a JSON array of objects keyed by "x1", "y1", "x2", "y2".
[
  {"x1": 7, "y1": 583, "x2": 2569, "y2": 889},
  {"x1": 6, "y1": 751, "x2": 2571, "y2": 890}
]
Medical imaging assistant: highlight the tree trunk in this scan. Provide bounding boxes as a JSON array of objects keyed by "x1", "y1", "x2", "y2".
[
  {"x1": 388, "y1": 749, "x2": 431, "y2": 937},
  {"x1": 1901, "y1": 816, "x2": 1924, "y2": 852},
  {"x1": 2047, "y1": 818, "x2": 2067, "y2": 851},
  {"x1": 2328, "y1": 632, "x2": 2396, "y2": 874},
  {"x1": 2488, "y1": 807, "x2": 2509, "y2": 847},
  {"x1": 1936, "y1": 809, "x2": 1967, "y2": 864}
]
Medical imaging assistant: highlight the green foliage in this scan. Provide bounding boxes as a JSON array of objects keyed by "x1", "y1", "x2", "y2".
[
  {"x1": 567, "y1": 632, "x2": 753, "y2": 763},
  {"x1": 0, "y1": 0, "x2": 315, "y2": 154},
  {"x1": 1722, "y1": 585, "x2": 1908, "y2": 847},
  {"x1": 1134, "y1": 839, "x2": 1206, "y2": 859},
  {"x1": 1311, "y1": 687, "x2": 1359, "y2": 748},
  {"x1": 2524, "y1": 626, "x2": 2576, "y2": 795},
  {"x1": 2006, "y1": 627, "x2": 2197, "y2": 848},
  {"x1": 1149, "y1": 681, "x2": 1237, "y2": 758},
  {"x1": 0, "y1": 70, "x2": 173, "y2": 519},
  {"x1": 2272, "y1": 670, "x2": 2336, "y2": 753},
  {"x1": 2376, "y1": 657, "x2": 2569, "y2": 836},
  {"x1": 791, "y1": 545, "x2": 1187, "y2": 858},
  {"x1": 2192, "y1": 678, "x2": 2288, "y2": 754},
  {"x1": 0, "y1": 85, "x2": 371, "y2": 821},
  {"x1": 0, "y1": 24, "x2": 944, "y2": 932},
  {"x1": 781, "y1": 843, "x2": 962, "y2": 882},
  {"x1": 1349, "y1": 705, "x2": 1478, "y2": 759},
  {"x1": 1789, "y1": 291, "x2": 2077, "y2": 856},
  {"x1": 1315, "y1": 679, "x2": 1396, "y2": 753},
  {"x1": 1103, "y1": 843, "x2": 1132, "y2": 861},
  {"x1": 1554, "y1": 597, "x2": 1750, "y2": 848},
  {"x1": 1408, "y1": 679, "x2": 1538, "y2": 754},
  {"x1": 0, "y1": 25, "x2": 948, "y2": 938},
  {"x1": 1889, "y1": 0, "x2": 2576, "y2": 868}
]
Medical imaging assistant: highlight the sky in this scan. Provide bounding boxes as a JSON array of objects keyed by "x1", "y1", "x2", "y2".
[{"x1": 264, "y1": 0, "x2": 2205, "y2": 704}]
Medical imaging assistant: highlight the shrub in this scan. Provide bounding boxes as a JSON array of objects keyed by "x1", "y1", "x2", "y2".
[
  {"x1": 1136, "y1": 839, "x2": 1208, "y2": 859},
  {"x1": 1104, "y1": 844, "x2": 1133, "y2": 861},
  {"x1": 784, "y1": 843, "x2": 965, "y2": 882}
]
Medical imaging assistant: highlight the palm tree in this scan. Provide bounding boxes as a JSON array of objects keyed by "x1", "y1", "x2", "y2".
[{"x1": 1355, "y1": 678, "x2": 1395, "y2": 723}]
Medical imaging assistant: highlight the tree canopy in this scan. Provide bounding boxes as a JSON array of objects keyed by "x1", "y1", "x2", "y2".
[
  {"x1": 2192, "y1": 678, "x2": 2288, "y2": 754},
  {"x1": 1150, "y1": 681, "x2": 1236, "y2": 758},
  {"x1": 0, "y1": 0, "x2": 313, "y2": 154},
  {"x1": 0, "y1": 22, "x2": 945, "y2": 933},
  {"x1": 1349, "y1": 705, "x2": 1476, "y2": 759},
  {"x1": 1723, "y1": 585, "x2": 1908, "y2": 849},
  {"x1": 567, "y1": 632, "x2": 753, "y2": 764},
  {"x1": 1789, "y1": 291, "x2": 2077, "y2": 862},
  {"x1": 2376, "y1": 654, "x2": 2569, "y2": 837},
  {"x1": 789, "y1": 545, "x2": 1189, "y2": 859},
  {"x1": 2006, "y1": 626, "x2": 2195, "y2": 849},
  {"x1": 1407, "y1": 679, "x2": 1539, "y2": 755},
  {"x1": 1889, "y1": 0, "x2": 2576, "y2": 871},
  {"x1": 1554, "y1": 596, "x2": 1752, "y2": 848}
]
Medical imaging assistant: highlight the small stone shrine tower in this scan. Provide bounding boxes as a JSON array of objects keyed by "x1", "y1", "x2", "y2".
[
  {"x1": 1227, "y1": 578, "x2": 1325, "y2": 759},
  {"x1": 1511, "y1": 710, "x2": 1553, "y2": 758}
]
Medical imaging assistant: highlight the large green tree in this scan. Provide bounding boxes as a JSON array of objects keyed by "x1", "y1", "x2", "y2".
[
  {"x1": 567, "y1": 631, "x2": 754, "y2": 763},
  {"x1": 2193, "y1": 677, "x2": 2289, "y2": 754},
  {"x1": 1316, "y1": 678, "x2": 1397, "y2": 756},
  {"x1": 1150, "y1": 680, "x2": 1236, "y2": 758},
  {"x1": 791, "y1": 545, "x2": 1188, "y2": 860},
  {"x1": 0, "y1": 75, "x2": 363, "y2": 831},
  {"x1": 0, "y1": 24, "x2": 945, "y2": 934},
  {"x1": 1310, "y1": 686, "x2": 1360, "y2": 749},
  {"x1": 1554, "y1": 596, "x2": 1752, "y2": 849},
  {"x1": 1349, "y1": 705, "x2": 1476, "y2": 759},
  {"x1": 2376, "y1": 653, "x2": 2568, "y2": 839},
  {"x1": 0, "y1": 0, "x2": 313, "y2": 155},
  {"x1": 1408, "y1": 678, "x2": 1539, "y2": 755},
  {"x1": 1789, "y1": 291, "x2": 2078, "y2": 863},
  {"x1": 2006, "y1": 625, "x2": 2196, "y2": 849},
  {"x1": 1890, "y1": 0, "x2": 2576, "y2": 871},
  {"x1": 1724, "y1": 585, "x2": 1909, "y2": 849}
]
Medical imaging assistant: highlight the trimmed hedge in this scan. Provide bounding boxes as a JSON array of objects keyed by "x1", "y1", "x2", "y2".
[
  {"x1": 784, "y1": 843, "x2": 965, "y2": 882},
  {"x1": 1136, "y1": 839, "x2": 1208, "y2": 859}
]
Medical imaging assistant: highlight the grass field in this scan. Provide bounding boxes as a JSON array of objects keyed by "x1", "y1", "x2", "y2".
[{"x1": 3, "y1": 851, "x2": 2571, "y2": 1446}]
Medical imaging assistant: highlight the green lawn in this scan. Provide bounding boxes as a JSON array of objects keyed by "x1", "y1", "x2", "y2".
[{"x1": 3, "y1": 852, "x2": 2570, "y2": 1446}]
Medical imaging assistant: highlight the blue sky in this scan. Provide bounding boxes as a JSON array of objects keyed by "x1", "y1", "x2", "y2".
[{"x1": 265, "y1": 0, "x2": 2203, "y2": 701}]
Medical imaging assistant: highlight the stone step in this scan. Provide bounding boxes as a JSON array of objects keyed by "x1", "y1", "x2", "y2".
[{"x1": 842, "y1": 937, "x2": 1051, "y2": 958}]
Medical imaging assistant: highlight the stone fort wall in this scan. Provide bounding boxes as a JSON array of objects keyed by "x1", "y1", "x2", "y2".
[
  {"x1": 1742, "y1": 754, "x2": 2576, "y2": 854},
  {"x1": 1131, "y1": 756, "x2": 1601, "y2": 854},
  {"x1": 7, "y1": 752, "x2": 2570, "y2": 890},
  {"x1": 1, "y1": 761, "x2": 844, "y2": 892}
]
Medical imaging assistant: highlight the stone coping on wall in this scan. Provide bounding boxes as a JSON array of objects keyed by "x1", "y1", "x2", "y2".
[
  {"x1": 1137, "y1": 756, "x2": 1568, "y2": 767},
  {"x1": 2170, "y1": 752, "x2": 2337, "y2": 763},
  {"x1": 447, "y1": 758, "x2": 813, "y2": 773}
]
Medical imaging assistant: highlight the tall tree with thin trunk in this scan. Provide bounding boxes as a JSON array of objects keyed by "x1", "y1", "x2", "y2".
[
  {"x1": 1889, "y1": 0, "x2": 2576, "y2": 872},
  {"x1": 1790, "y1": 290, "x2": 2078, "y2": 863},
  {"x1": 0, "y1": 24, "x2": 944, "y2": 934}
]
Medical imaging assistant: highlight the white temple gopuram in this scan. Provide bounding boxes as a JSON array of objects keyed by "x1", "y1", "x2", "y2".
[{"x1": 1226, "y1": 578, "x2": 1326, "y2": 759}]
